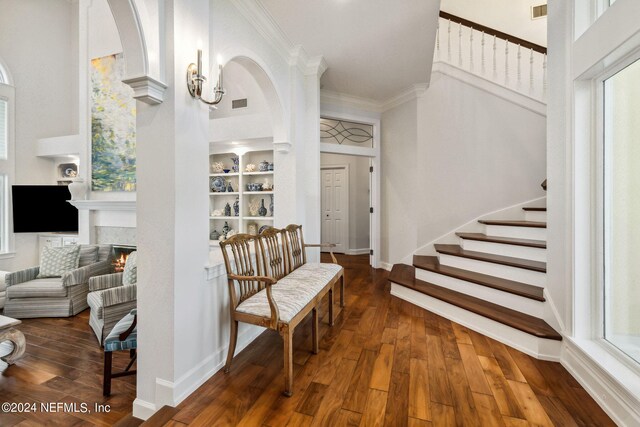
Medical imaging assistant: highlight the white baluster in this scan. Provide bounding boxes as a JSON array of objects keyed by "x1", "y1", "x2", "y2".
[
  {"x1": 492, "y1": 35, "x2": 497, "y2": 77},
  {"x1": 529, "y1": 49, "x2": 534, "y2": 91},
  {"x1": 505, "y1": 40, "x2": 509, "y2": 84},
  {"x1": 458, "y1": 22, "x2": 463, "y2": 67},
  {"x1": 447, "y1": 19, "x2": 451, "y2": 63},
  {"x1": 481, "y1": 31, "x2": 486, "y2": 74},
  {"x1": 517, "y1": 44, "x2": 522, "y2": 86},
  {"x1": 469, "y1": 28, "x2": 474, "y2": 72}
]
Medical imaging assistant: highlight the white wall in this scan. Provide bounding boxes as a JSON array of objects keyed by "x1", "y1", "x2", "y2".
[
  {"x1": 381, "y1": 70, "x2": 546, "y2": 265},
  {"x1": 0, "y1": 0, "x2": 78, "y2": 270},
  {"x1": 381, "y1": 99, "x2": 418, "y2": 264},
  {"x1": 321, "y1": 152, "x2": 370, "y2": 253},
  {"x1": 88, "y1": 0, "x2": 122, "y2": 59},
  {"x1": 441, "y1": 0, "x2": 547, "y2": 46}
]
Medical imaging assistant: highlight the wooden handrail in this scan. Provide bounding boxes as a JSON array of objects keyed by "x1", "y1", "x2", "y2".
[{"x1": 439, "y1": 11, "x2": 547, "y2": 55}]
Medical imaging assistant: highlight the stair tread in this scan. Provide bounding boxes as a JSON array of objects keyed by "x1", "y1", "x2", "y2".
[
  {"x1": 522, "y1": 207, "x2": 547, "y2": 212},
  {"x1": 456, "y1": 232, "x2": 546, "y2": 249},
  {"x1": 479, "y1": 220, "x2": 547, "y2": 228},
  {"x1": 389, "y1": 264, "x2": 562, "y2": 340},
  {"x1": 413, "y1": 255, "x2": 545, "y2": 301},
  {"x1": 435, "y1": 244, "x2": 547, "y2": 273}
]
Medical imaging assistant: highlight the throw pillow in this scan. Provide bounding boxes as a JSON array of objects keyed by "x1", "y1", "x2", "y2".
[
  {"x1": 78, "y1": 245, "x2": 99, "y2": 267},
  {"x1": 37, "y1": 245, "x2": 81, "y2": 278},
  {"x1": 122, "y1": 251, "x2": 137, "y2": 285}
]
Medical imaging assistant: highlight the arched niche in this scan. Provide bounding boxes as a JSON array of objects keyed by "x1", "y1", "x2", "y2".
[
  {"x1": 218, "y1": 52, "x2": 289, "y2": 151},
  {"x1": 0, "y1": 55, "x2": 14, "y2": 85}
]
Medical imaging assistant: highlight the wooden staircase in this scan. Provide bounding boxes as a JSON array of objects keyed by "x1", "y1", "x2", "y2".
[{"x1": 389, "y1": 205, "x2": 563, "y2": 360}]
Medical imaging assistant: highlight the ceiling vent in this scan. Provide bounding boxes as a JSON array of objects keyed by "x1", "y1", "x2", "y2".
[
  {"x1": 531, "y1": 4, "x2": 547, "y2": 19},
  {"x1": 232, "y1": 98, "x2": 248, "y2": 109}
]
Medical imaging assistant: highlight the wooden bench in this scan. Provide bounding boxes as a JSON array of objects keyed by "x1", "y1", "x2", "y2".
[{"x1": 220, "y1": 224, "x2": 345, "y2": 396}]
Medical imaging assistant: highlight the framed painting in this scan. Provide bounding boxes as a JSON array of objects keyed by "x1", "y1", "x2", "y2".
[{"x1": 90, "y1": 53, "x2": 136, "y2": 191}]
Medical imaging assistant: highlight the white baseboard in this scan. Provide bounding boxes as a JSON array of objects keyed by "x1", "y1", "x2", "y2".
[
  {"x1": 133, "y1": 325, "x2": 265, "y2": 420},
  {"x1": 390, "y1": 283, "x2": 561, "y2": 361},
  {"x1": 561, "y1": 338, "x2": 640, "y2": 426},
  {"x1": 379, "y1": 261, "x2": 392, "y2": 271},
  {"x1": 133, "y1": 398, "x2": 156, "y2": 420},
  {"x1": 345, "y1": 248, "x2": 370, "y2": 256}
]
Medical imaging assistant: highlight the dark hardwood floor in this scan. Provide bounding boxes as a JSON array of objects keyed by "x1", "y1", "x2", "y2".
[
  {"x1": 0, "y1": 310, "x2": 137, "y2": 426},
  {"x1": 1, "y1": 254, "x2": 615, "y2": 426}
]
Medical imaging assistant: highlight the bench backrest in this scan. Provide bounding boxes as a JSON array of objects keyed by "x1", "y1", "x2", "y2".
[
  {"x1": 283, "y1": 224, "x2": 306, "y2": 271},
  {"x1": 220, "y1": 233, "x2": 265, "y2": 309},
  {"x1": 221, "y1": 225, "x2": 312, "y2": 309}
]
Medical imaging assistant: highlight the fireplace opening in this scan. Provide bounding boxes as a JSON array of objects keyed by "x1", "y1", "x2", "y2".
[{"x1": 113, "y1": 245, "x2": 136, "y2": 272}]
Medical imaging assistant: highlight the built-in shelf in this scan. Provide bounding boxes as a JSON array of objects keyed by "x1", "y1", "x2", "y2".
[
  {"x1": 244, "y1": 191, "x2": 274, "y2": 195},
  {"x1": 209, "y1": 192, "x2": 240, "y2": 196},
  {"x1": 36, "y1": 135, "x2": 80, "y2": 158},
  {"x1": 210, "y1": 172, "x2": 239, "y2": 177},
  {"x1": 209, "y1": 216, "x2": 240, "y2": 220},
  {"x1": 243, "y1": 171, "x2": 273, "y2": 176},
  {"x1": 244, "y1": 216, "x2": 274, "y2": 221}
]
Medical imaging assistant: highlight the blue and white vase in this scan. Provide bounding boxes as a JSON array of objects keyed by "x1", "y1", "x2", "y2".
[
  {"x1": 233, "y1": 197, "x2": 239, "y2": 216},
  {"x1": 231, "y1": 157, "x2": 239, "y2": 172},
  {"x1": 269, "y1": 195, "x2": 274, "y2": 216},
  {"x1": 227, "y1": 181, "x2": 233, "y2": 192},
  {"x1": 258, "y1": 199, "x2": 267, "y2": 217},
  {"x1": 259, "y1": 160, "x2": 269, "y2": 172},
  {"x1": 224, "y1": 202, "x2": 231, "y2": 217},
  {"x1": 222, "y1": 221, "x2": 230, "y2": 238}
]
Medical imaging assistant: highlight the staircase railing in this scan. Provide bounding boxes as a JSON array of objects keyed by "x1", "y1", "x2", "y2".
[{"x1": 435, "y1": 11, "x2": 547, "y2": 102}]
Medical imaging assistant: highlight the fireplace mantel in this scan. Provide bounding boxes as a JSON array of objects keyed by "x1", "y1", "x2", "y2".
[{"x1": 68, "y1": 200, "x2": 136, "y2": 211}]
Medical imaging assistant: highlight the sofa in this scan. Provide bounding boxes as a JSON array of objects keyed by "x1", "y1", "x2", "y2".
[
  {"x1": 87, "y1": 251, "x2": 137, "y2": 345},
  {"x1": 4, "y1": 245, "x2": 113, "y2": 318}
]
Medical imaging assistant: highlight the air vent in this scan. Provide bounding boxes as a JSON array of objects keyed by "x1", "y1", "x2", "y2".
[
  {"x1": 531, "y1": 4, "x2": 547, "y2": 19},
  {"x1": 232, "y1": 98, "x2": 248, "y2": 109}
]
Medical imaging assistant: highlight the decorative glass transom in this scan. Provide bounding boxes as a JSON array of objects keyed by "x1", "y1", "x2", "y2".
[{"x1": 320, "y1": 118, "x2": 373, "y2": 148}]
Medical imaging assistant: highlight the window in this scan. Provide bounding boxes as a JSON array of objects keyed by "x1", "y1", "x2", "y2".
[
  {"x1": 603, "y1": 58, "x2": 640, "y2": 364},
  {"x1": 0, "y1": 83, "x2": 14, "y2": 255}
]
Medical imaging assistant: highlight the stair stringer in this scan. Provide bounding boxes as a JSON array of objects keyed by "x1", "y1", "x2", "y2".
[{"x1": 391, "y1": 282, "x2": 562, "y2": 361}]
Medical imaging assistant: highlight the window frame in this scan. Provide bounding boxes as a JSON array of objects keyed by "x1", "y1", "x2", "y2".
[{"x1": 0, "y1": 82, "x2": 15, "y2": 258}]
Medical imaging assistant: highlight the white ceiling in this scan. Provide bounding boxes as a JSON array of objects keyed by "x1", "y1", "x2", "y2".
[{"x1": 258, "y1": 0, "x2": 441, "y2": 102}]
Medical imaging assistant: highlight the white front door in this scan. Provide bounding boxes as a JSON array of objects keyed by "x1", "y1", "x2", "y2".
[{"x1": 321, "y1": 166, "x2": 348, "y2": 254}]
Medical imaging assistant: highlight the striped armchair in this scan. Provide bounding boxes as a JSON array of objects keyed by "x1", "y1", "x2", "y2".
[
  {"x1": 87, "y1": 253, "x2": 137, "y2": 345},
  {"x1": 3, "y1": 245, "x2": 114, "y2": 318}
]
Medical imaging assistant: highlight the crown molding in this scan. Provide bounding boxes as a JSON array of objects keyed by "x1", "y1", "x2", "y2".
[
  {"x1": 320, "y1": 90, "x2": 383, "y2": 113},
  {"x1": 381, "y1": 83, "x2": 429, "y2": 111}
]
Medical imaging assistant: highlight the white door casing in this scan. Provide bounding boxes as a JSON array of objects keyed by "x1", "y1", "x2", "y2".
[{"x1": 321, "y1": 166, "x2": 349, "y2": 254}]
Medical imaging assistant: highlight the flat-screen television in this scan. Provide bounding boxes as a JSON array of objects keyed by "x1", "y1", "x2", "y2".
[{"x1": 12, "y1": 185, "x2": 79, "y2": 233}]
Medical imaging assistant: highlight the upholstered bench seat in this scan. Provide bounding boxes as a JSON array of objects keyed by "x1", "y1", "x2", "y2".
[{"x1": 236, "y1": 263, "x2": 342, "y2": 322}]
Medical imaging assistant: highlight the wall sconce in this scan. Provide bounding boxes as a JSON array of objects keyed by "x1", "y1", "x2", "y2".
[{"x1": 187, "y1": 49, "x2": 225, "y2": 106}]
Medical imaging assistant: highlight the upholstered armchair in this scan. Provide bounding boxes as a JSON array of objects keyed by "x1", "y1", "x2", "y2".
[
  {"x1": 87, "y1": 252, "x2": 137, "y2": 345},
  {"x1": 3, "y1": 245, "x2": 114, "y2": 318}
]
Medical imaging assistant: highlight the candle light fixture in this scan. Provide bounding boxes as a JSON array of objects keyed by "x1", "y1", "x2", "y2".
[{"x1": 187, "y1": 49, "x2": 225, "y2": 106}]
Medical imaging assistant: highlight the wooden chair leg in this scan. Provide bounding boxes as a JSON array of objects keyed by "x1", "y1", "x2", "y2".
[
  {"x1": 225, "y1": 320, "x2": 238, "y2": 373},
  {"x1": 103, "y1": 351, "x2": 113, "y2": 396},
  {"x1": 283, "y1": 326, "x2": 293, "y2": 397},
  {"x1": 328, "y1": 289, "x2": 334, "y2": 326},
  {"x1": 312, "y1": 308, "x2": 319, "y2": 354},
  {"x1": 340, "y1": 274, "x2": 345, "y2": 307}
]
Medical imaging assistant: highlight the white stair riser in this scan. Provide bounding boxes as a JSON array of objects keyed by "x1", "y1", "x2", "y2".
[
  {"x1": 483, "y1": 224, "x2": 547, "y2": 240},
  {"x1": 437, "y1": 253, "x2": 546, "y2": 287},
  {"x1": 390, "y1": 283, "x2": 562, "y2": 361},
  {"x1": 459, "y1": 239, "x2": 546, "y2": 262},
  {"x1": 415, "y1": 268, "x2": 545, "y2": 318},
  {"x1": 524, "y1": 211, "x2": 547, "y2": 222}
]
